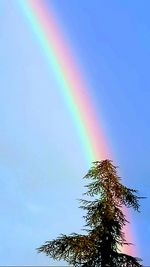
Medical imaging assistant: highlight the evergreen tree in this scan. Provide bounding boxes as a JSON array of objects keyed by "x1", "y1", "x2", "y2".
[{"x1": 37, "y1": 159, "x2": 144, "y2": 266}]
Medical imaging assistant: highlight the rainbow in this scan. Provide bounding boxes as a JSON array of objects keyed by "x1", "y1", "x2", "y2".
[
  {"x1": 17, "y1": 0, "x2": 136, "y2": 256},
  {"x1": 17, "y1": 0, "x2": 110, "y2": 165}
]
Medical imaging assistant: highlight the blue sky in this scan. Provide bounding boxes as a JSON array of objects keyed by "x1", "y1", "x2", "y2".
[{"x1": 0, "y1": 0, "x2": 150, "y2": 265}]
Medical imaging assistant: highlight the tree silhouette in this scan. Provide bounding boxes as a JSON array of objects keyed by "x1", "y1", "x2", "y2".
[{"x1": 37, "y1": 159, "x2": 144, "y2": 266}]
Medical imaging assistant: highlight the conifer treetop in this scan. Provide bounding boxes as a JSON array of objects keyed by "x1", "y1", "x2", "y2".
[{"x1": 37, "y1": 159, "x2": 144, "y2": 267}]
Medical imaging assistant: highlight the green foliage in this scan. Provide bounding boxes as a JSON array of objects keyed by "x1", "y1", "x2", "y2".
[{"x1": 37, "y1": 159, "x2": 144, "y2": 266}]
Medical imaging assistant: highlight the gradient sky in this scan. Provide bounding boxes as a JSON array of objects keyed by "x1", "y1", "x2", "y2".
[{"x1": 0, "y1": 0, "x2": 150, "y2": 266}]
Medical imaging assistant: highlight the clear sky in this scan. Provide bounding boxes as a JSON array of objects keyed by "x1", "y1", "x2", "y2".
[{"x1": 0, "y1": 0, "x2": 150, "y2": 266}]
